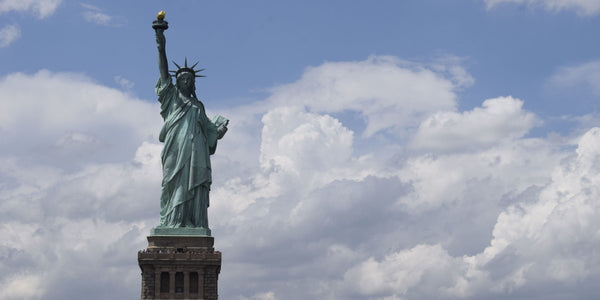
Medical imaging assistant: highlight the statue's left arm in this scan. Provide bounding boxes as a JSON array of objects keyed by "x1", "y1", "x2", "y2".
[
  {"x1": 199, "y1": 110, "x2": 228, "y2": 155},
  {"x1": 217, "y1": 124, "x2": 227, "y2": 140}
]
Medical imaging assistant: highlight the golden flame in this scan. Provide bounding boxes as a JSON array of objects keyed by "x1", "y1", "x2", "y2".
[{"x1": 157, "y1": 10, "x2": 166, "y2": 20}]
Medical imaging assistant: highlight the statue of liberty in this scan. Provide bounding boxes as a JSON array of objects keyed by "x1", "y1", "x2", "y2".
[{"x1": 151, "y1": 11, "x2": 228, "y2": 236}]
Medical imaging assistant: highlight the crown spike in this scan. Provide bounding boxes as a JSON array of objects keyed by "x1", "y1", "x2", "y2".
[{"x1": 171, "y1": 58, "x2": 207, "y2": 78}]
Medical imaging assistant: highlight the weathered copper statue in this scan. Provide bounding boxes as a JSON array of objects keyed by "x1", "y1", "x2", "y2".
[{"x1": 152, "y1": 11, "x2": 228, "y2": 236}]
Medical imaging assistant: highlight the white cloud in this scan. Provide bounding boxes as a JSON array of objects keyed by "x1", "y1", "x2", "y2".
[
  {"x1": 483, "y1": 0, "x2": 600, "y2": 16},
  {"x1": 399, "y1": 139, "x2": 561, "y2": 212},
  {"x1": 0, "y1": 219, "x2": 150, "y2": 299},
  {"x1": 0, "y1": 70, "x2": 161, "y2": 169},
  {"x1": 208, "y1": 57, "x2": 592, "y2": 299},
  {"x1": 548, "y1": 60, "x2": 600, "y2": 96},
  {"x1": 2, "y1": 56, "x2": 600, "y2": 300},
  {"x1": 211, "y1": 57, "x2": 600, "y2": 299},
  {"x1": 247, "y1": 291, "x2": 277, "y2": 300},
  {"x1": 265, "y1": 55, "x2": 466, "y2": 137},
  {"x1": 114, "y1": 75, "x2": 134, "y2": 90},
  {"x1": 0, "y1": 0, "x2": 61, "y2": 18},
  {"x1": 80, "y1": 3, "x2": 124, "y2": 26},
  {"x1": 0, "y1": 273, "x2": 44, "y2": 300},
  {"x1": 334, "y1": 127, "x2": 600, "y2": 299},
  {"x1": 0, "y1": 71, "x2": 162, "y2": 299},
  {"x1": 454, "y1": 127, "x2": 600, "y2": 296},
  {"x1": 0, "y1": 24, "x2": 20, "y2": 47},
  {"x1": 260, "y1": 106, "x2": 354, "y2": 177},
  {"x1": 411, "y1": 96, "x2": 539, "y2": 152},
  {"x1": 83, "y1": 10, "x2": 112, "y2": 26},
  {"x1": 340, "y1": 244, "x2": 463, "y2": 298}
]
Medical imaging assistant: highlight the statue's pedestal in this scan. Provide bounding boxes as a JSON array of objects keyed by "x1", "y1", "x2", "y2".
[
  {"x1": 151, "y1": 226, "x2": 211, "y2": 236},
  {"x1": 138, "y1": 235, "x2": 221, "y2": 299}
]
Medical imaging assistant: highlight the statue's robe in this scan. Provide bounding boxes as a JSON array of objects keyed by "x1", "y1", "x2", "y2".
[{"x1": 156, "y1": 77, "x2": 219, "y2": 228}]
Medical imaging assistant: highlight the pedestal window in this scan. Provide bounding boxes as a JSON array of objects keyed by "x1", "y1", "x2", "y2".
[
  {"x1": 190, "y1": 272, "x2": 199, "y2": 293},
  {"x1": 175, "y1": 272, "x2": 184, "y2": 293},
  {"x1": 160, "y1": 272, "x2": 169, "y2": 293}
]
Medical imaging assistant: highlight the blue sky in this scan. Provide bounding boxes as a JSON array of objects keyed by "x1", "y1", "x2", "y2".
[
  {"x1": 2, "y1": 1, "x2": 600, "y2": 299},
  {"x1": 3, "y1": 1, "x2": 600, "y2": 113}
]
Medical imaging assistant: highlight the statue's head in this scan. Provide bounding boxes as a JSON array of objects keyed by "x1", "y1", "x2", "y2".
[
  {"x1": 176, "y1": 71, "x2": 195, "y2": 95},
  {"x1": 170, "y1": 58, "x2": 205, "y2": 97}
]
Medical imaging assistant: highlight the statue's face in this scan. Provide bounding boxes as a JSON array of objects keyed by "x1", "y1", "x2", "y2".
[{"x1": 176, "y1": 72, "x2": 195, "y2": 95}]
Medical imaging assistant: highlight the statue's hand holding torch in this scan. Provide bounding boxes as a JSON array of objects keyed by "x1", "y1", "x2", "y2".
[{"x1": 153, "y1": 11, "x2": 168, "y2": 49}]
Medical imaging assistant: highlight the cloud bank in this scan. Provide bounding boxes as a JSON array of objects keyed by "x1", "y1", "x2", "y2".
[{"x1": 1, "y1": 57, "x2": 599, "y2": 300}]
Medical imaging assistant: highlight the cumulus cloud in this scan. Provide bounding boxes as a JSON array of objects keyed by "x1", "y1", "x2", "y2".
[
  {"x1": 0, "y1": 71, "x2": 161, "y2": 169},
  {"x1": 265, "y1": 55, "x2": 468, "y2": 137},
  {"x1": 483, "y1": 0, "x2": 600, "y2": 16},
  {"x1": 399, "y1": 139, "x2": 560, "y2": 212},
  {"x1": 335, "y1": 128, "x2": 600, "y2": 299},
  {"x1": 0, "y1": 24, "x2": 20, "y2": 47},
  {"x1": 340, "y1": 244, "x2": 463, "y2": 299},
  {"x1": 0, "y1": 0, "x2": 61, "y2": 18},
  {"x1": 458, "y1": 127, "x2": 600, "y2": 297},
  {"x1": 0, "y1": 273, "x2": 43, "y2": 300},
  {"x1": 259, "y1": 106, "x2": 354, "y2": 177},
  {"x1": 208, "y1": 57, "x2": 591, "y2": 299},
  {"x1": 0, "y1": 71, "x2": 162, "y2": 299},
  {"x1": 1, "y1": 56, "x2": 599, "y2": 300},
  {"x1": 411, "y1": 96, "x2": 539, "y2": 152}
]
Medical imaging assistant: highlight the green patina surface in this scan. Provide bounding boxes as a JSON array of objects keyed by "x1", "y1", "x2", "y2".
[{"x1": 151, "y1": 13, "x2": 228, "y2": 237}]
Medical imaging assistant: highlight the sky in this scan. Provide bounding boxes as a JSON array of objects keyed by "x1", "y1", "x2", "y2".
[{"x1": 1, "y1": 0, "x2": 600, "y2": 299}]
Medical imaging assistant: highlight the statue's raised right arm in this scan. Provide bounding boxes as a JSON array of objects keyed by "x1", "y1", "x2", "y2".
[{"x1": 155, "y1": 28, "x2": 170, "y2": 83}]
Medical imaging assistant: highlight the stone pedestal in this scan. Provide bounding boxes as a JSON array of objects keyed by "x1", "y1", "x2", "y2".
[{"x1": 138, "y1": 235, "x2": 221, "y2": 299}]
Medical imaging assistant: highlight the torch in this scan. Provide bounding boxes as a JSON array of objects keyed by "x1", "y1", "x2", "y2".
[{"x1": 152, "y1": 10, "x2": 169, "y2": 30}]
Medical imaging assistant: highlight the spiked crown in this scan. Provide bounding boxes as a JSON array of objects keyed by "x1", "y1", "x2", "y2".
[{"x1": 169, "y1": 58, "x2": 206, "y2": 78}]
